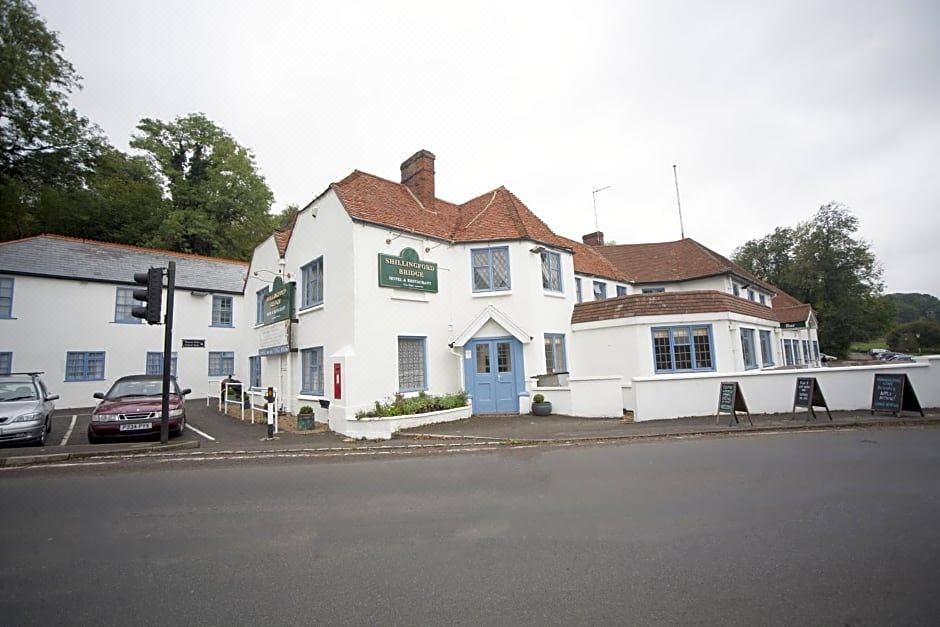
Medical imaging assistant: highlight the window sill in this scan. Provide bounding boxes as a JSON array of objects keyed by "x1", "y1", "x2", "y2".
[
  {"x1": 209, "y1": 324, "x2": 235, "y2": 329},
  {"x1": 399, "y1": 389, "x2": 428, "y2": 397},
  {"x1": 112, "y1": 320, "x2": 143, "y2": 325},
  {"x1": 543, "y1": 290, "x2": 566, "y2": 299},
  {"x1": 65, "y1": 378, "x2": 104, "y2": 383},
  {"x1": 471, "y1": 290, "x2": 512, "y2": 298},
  {"x1": 298, "y1": 304, "x2": 324, "y2": 317},
  {"x1": 298, "y1": 393, "x2": 326, "y2": 400}
]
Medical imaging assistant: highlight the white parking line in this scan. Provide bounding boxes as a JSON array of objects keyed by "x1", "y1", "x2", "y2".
[
  {"x1": 60, "y1": 415, "x2": 77, "y2": 446},
  {"x1": 185, "y1": 423, "x2": 216, "y2": 441}
]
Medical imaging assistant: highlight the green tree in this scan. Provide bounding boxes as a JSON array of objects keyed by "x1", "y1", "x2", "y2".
[
  {"x1": 882, "y1": 293, "x2": 939, "y2": 324},
  {"x1": 886, "y1": 320, "x2": 940, "y2": 354},
  {"x1": 733, "y1": 202, "x2": 893, "y2": 357},
  {"x1": 130, "y1": 113, "x2": 275, "y2": 259},
  {"x1": 0, "y1": 0, "x2": 105, "y2": 239}
]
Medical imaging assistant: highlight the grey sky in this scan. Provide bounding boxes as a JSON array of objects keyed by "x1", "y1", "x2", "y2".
[{"x1": 37, "y1": 0, "x2": 940, "y2": 294}]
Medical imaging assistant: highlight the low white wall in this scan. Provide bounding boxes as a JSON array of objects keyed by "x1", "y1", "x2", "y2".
[
  {"x1": 569, "y1": 376, "x2": 624, "y2": 418},
  {"x1": 525, "y1": 384, "x2": 573, "y2": 416},
  {"x1": 330, "y1": 404, "x2": 472, "y2": 440},
  {"x1": 632, "y1": 357, "x2": 940, "y2": 422},
  {"x1": 622, "y1": 383, "x2": 635, "y2": 412}
]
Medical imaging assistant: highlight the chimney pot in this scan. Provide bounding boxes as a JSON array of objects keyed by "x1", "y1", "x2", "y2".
[
  {"x1": 400, "y1": 149, "x2": 436, "y2": 208},
  {"x1": 582, "y1": 231, "x2": 605, "y2": 246}
]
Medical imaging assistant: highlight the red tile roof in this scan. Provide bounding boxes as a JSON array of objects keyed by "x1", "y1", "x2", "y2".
[
  {"x1": 572, "y1": 290, "x2": 784, "y2": 324},
  {"x1": 273, "y1": 213, "x2": 297, "y2": 257},
  {"x1": 594, "y1": 238, "x2": 776, "y2": 292}
]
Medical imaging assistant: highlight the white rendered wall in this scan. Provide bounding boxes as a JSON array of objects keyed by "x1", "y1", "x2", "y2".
[
  {"x1": 2, "y1": 274, "x2": 244, "y2": 409},
  {"x1": 632, "y1": 357, "x2": 940, "y2": 422}
]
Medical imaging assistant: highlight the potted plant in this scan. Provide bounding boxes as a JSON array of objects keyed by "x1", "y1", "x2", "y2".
[
  {"x1": 297, "y1": 405, "x2": 315, "y2": 430},
  {"x1": 531, "y1": 393, "x2": 552, "y2": 416}
]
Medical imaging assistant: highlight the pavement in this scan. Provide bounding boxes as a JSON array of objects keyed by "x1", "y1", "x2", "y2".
[{"x1": 1, "y1": 398, "x2": 938, "y2": 467}]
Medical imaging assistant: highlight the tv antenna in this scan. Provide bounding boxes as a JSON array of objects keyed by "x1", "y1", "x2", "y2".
[
  {"x1": 592, "y1": 185, "x2": 611, "y2": 232},
  {"x1": 672, "y1": 164, "x2": 685, "y2": 239}
]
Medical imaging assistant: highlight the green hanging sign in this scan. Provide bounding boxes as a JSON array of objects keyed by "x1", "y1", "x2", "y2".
[
  {"x1": 262, "y1": 276, "x2": 295, "y2": 325},
  {"x1": 378, "y1": 247, "x2": 438, "y2": 293}
]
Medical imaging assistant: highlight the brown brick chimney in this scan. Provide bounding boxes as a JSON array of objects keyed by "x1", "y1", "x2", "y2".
[
  {"x1": 582, "y1": 231, "x2": 604, "y2": 246},
  {"x1": 400, "y1": 149, "x2": 436, "y2": 208}
]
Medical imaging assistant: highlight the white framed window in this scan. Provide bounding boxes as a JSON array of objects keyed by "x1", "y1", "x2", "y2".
[
  {"x1": 575, "y1": 278, "x2": 583, "y2": 303},
  {"x1": 544, "y1": 334, "x2": 567, "y2": 374},
  {"x1": 114, "y1": 288, "x2": 144, "y2": 324},
  {"x1": 0, "y1": 352, "x2": 11, "y2": 375},
  {"x1": 208, "y1": 351, "x2": 234, "y2": 377},
  {"x1": 146, "y1": 352, "x2": 178, "y2": 377},
  {"x1": 212, "y1": 295, "x2": 233, "y2": 327},
  {"x1": 256, "y1": 286, "x2": 269, "y2": 324},
  {"x1": 540, "y1": 250, "x2": 562, "y2": 292},
  {"x1": 398, "y1": 337, "x2": 427, "y2": 392},
  {"x1": 301, "y1": 257, "x2": 324, "y2": 309},
  {"x1": 741, "y1": 328, "x2": 757, "y2": 369},
  {"x1": 0, "y1": 276, "x2": 13, "y2": 318},
  {"x1": 759, "y1": 330, "x2": 774, "y2": 366},
  {"x1": 301, "y1": 347, "x2": 324, "y2": 395},
  {"x1": 593, "y1": 281, "x2": 607, "y2": 300},
  {"x1": 65, "y1": 351, "x2": 105, "y2": 381},
  {"x1": 471, "y1": 247, "x2": 510, "y2": 292},
  {"x1": 652, "y1": 326, "x2": 714, "y2": 373},
  {"x1": 616, "y1": 285, "x2": 628, "y2": 296}
]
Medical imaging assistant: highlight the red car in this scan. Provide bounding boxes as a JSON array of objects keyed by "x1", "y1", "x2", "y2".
[{"x1": 88, "y1": 375, "x2": 191, "y2": 443}]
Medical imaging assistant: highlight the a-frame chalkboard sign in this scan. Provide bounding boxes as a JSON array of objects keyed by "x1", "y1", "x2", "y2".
[
  {"x1": 870, "y1": 373, "x2": 924, "y2": 417},
  {"x1": 792, "y1": 377, "x2": 832, "y2": 421},
  {"x1": 715, "y1": 381, "x2": 753, "y2": 426}
]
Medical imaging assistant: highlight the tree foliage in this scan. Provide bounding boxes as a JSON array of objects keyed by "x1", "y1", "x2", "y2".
[
  {"x1": 733, "y1": 202, "x2": 893, "y2": 357},
  {"x1": 130, "y1": 113, "x2": 276, "y2": 259},
  {"x1": 886, "y1": 320, "x2": 940, "y2": 353},
  {"x1": 882, "y1": 293, "x2": 939, "y2": 325}
]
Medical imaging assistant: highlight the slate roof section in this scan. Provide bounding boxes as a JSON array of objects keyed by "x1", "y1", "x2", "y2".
[
  {"x1": 572, "y1": 290, "x2": 785, "y2": 325},
  {"x1": 0, "y1": 235, "x2": 248, "y2": 294},
  {"x1": 594, "y1": 238, "x2": 776, "y2": 292}
]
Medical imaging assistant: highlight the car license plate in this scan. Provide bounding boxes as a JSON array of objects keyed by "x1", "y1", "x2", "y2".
[{"x1": 119, "y1": 422, "x2": 152, "y2": 431}]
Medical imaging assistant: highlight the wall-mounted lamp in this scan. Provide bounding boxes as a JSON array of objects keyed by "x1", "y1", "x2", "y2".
[
  {"x1": 253, "y1": 269, "x2": 293, "y2": 281},
  {"x1": 529, "y1": 246, "x2": 546, "y2": 254}
]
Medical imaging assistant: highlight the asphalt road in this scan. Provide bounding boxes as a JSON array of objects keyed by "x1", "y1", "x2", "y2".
[{"x1": 2, "y1": 428, "x2": 940, "y2": 625}]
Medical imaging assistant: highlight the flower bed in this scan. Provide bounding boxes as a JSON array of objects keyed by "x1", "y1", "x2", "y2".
[{"x1": 355, "y1": 391, "x2": 468, "y2": 419}]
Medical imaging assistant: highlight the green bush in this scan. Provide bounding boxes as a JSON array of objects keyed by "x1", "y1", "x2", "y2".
[
  {"x1": 355, "y1": 391, "x2": 468, "y2": 419},
  {"x1": 532, "y1": 393, "x2": 545, "y2": 403},
  {"x1": 298, "y1": 405, "x2": 314, "y2": 415}
]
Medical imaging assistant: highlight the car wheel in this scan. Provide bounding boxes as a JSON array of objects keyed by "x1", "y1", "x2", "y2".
[
  {"x1": 87, "y1": 428, "x2": 99, "y2": 444},
  {"x1": 173, "y1": 417, "x2": 186, "y2": 438},
  {"x1": 33, "y1": 425, "x2": 47, "y2": 447}
]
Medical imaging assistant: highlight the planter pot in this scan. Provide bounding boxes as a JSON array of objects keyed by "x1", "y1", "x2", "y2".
[
  {"x1": 531, "y1": 401, "x2": 552, "y2": 416},
  {"x1": 297, "y1": 415, "x2": 315, "y2": 430}
]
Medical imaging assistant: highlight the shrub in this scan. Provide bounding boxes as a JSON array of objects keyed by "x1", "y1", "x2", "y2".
[
  {"x1": 355, "y1": 391, "x2": 468, "y2": 419},
  {"x1": 298, "y1": 405, "x2": 314, "y2": 415},
  {"x1": 532, "y1": 393, "x2": 545, "y2": 403}
]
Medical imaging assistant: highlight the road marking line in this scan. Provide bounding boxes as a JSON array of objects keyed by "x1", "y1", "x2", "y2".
[
  {"x1": 185, "y1": 423, "x2": 216, "y2": 441},
  {"x1": 60, "y1": 415, "x2": 77, "y2": 447}
]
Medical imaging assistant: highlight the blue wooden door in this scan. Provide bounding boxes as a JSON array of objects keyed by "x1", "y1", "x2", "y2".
[{"x1": 469, "y1": 339, "x2": 519, "y2": 414}]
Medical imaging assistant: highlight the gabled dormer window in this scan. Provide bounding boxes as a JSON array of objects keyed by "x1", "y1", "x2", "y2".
[{"x1": 540, "y1": 250, "x2": 562, "y2": 292}]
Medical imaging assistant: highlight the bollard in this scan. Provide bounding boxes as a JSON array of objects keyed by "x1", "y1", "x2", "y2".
[{"x1": 264, "y1": 386, "x2": 276, "y2": 439}]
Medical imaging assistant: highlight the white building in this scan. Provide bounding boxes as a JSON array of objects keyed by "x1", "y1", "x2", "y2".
[{"x1": 0, "y1": 235, "x2": 247, "y2": 408}]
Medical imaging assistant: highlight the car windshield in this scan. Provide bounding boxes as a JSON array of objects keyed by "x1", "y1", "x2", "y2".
[
  {"x1": 106, "y1": 378, "x2": 180, "y2": 399},
  {"x1": 0, "y1": 381, "x2": 39, "y2": 402}
]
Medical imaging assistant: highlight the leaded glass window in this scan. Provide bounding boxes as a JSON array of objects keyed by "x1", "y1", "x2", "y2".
[{"x1": 398, "y1": 337, "x2": 426, "y2": 392}]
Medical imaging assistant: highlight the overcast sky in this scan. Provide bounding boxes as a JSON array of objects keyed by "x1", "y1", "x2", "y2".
[{"x1": 38, "y1": 0, "x2": 940, "y2": 294}]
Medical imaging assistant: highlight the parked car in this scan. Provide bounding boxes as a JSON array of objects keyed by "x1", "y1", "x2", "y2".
[
  {"x1": 88, "y1": 375, "x2": 191, "y2": 443},
  {"x1": 869, "y1": 348, "x2": 889, "y2": 358},
  {"x1": 0, "y1": 372, "x2": 58, "y2": 446}
]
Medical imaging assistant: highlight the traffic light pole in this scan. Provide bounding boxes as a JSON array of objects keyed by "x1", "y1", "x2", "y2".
[{"x1": 159, "y1": 261, "x2": 176, "y2": 444}]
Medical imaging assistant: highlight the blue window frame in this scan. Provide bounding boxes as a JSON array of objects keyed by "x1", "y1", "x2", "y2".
[
  {"x1": 802, "y1": 340, "x2": 810, "y2": 364},
  {"x1": 256, "y1": 286, "x2": 269, "y2": 325},
  {"x1": 741, "y1": 328, "x2": 757, "y2": 370},
  {"x1": 812, "y1": 340, "x2": 820, "y2": 361},
  {"x1": 616, "y1": 285, "x2": 628, "y2": 297},
  {"x1": 398, "y1": 337, "x2": 427, "y2": 392},
  {"x1": 732, "y1": 283, "x2": 741, "y2": 297},
  {"x1": 593, "y1": 281, "x2": 607, "y2": 300},
  {"x1": 641, "y1": 287, "x2": 665, "y2": 294},
  {"x1": 783, "y1": 339, "x2": 796, "y2": 366},
  {"x1": 0, "y1": 276, "x2": 15, "y2": 318},
  {"x1": 211, "y1": 295, "x2": 233, "y2": 327},
  {"x1": 575, "y1": 278, "x2": 583, "y2": 303},
  {"x1": 0, "y1": 352, "x2": 11, "y2": 375},
  {"x1": 472, "y1": 247, "x2": 510, "y2": 292},
  {"x1": 65, "y1": 351, "x2": 105, "y2": 381},
  {"x1": 301, "y1": 347, "x2": 324, "y2": 395},
  {"x1": 759, "y1": 293, "x2": 767, "y2": 306},
  {"x1": 249, "y1": 355, "x2": 261, "y2": 388},
  {"x1": 543, "y1": 334, "x2": 567, "y2": 374},
  {"x1": 114, "y1": 287, "x2": 143, "y2": 324},
  {"x1": 540, "y1": 250, "x2": 562, "y2": 292},
  {"x1": 301, "y1": 257, "x2": 324, "y2": 309},
  {"x1": 652, "y1": 325, "x2": 715, "y2": 373},
  {"x1": 208, "y1": 351, "x2": 234, "y2": 377},
  {"x1": 146, "y1": 352, "x2": 178, "y2": 377},
  {"x1": 759, "y1": 330, "x2": 774, "y2": 366},
  {"x1": 748, "y1": 289, "x2": 756, "y2": 302}
]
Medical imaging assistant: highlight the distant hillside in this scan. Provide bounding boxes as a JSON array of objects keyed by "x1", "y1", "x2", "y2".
[{"x1": 883, "y1": 293, "x2": 940, "y2": 324}]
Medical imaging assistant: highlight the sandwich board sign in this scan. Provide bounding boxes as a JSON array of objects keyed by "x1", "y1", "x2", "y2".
[
  {"x1": 715, "y1": 381, "x2": 753, "y2": 427},
  {"x1": 870, "y1": 373, "x2": 924, "y2": 417},
  {"x1": 792, "y1": 377, "x2": 832, "y2": 421}
]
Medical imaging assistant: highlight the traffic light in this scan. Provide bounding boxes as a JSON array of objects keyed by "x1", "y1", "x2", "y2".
[{"x1": 132, "y1": 268, "x2": 164, "y2": 324}]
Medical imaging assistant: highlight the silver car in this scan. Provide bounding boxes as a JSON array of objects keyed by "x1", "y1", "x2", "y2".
[{"x1": 0, "y1": 373, "x2": 58, "y2": 446}]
